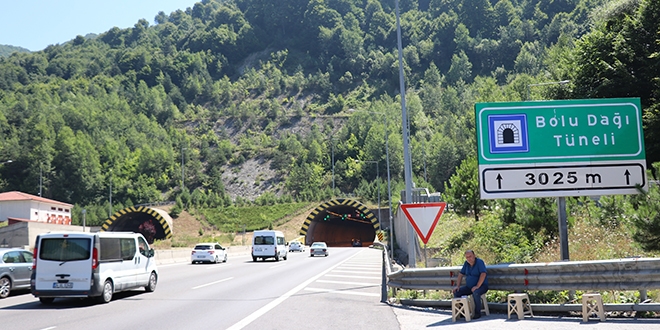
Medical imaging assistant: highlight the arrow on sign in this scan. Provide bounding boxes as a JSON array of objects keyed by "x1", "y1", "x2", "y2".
[{"x1": 400, "y1": 202, "x2": 447, "y2": 245}]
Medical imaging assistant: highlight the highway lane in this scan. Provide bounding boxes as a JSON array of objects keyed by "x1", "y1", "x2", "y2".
[{"x1": 0, "y1": 246, "x2": 394, "y2": 330}]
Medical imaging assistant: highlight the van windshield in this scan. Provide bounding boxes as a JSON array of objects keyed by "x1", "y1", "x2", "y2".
[
  {"x1": 254, "y1": 236, "x2": 274, "y2": 245},
  {"x1": 40, "y1": 238, "x2": 91, "y2": 261}
]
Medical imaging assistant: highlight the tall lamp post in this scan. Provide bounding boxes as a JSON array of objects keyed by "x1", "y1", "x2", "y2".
[
  {"x1": 356, "y1": 160, "x2": 380, "y2": 227},
  {"x1": 109, "y1": 170, "x2": 113, "y2": 218},
  {"x1": 330, "y1": 137, "x2": 335, "y2": 194},
  {"x1": 350, "y1": 110, "x2": 393, "y2": 257},
  {"x1": 527, "y1": 80, "x2": 571, "y2": 262},
  {"x1": 527, "y1": 80, "x2": 570, "y2": 101},
  {"x1": 181, "y1": 147, "x2": 187, "y2": 191}
]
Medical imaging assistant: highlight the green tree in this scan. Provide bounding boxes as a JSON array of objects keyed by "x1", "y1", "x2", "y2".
[{"x1": 442, "y1": 156, "x2": 487, "y2": 221}]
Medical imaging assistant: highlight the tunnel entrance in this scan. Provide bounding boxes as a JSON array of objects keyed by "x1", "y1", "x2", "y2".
[
  {"x1": 299, "y1": 199, "x2": 379, "y2": 247},
  {"x1": 100, "y1": 206, "x2": 173, "y2": 243}
]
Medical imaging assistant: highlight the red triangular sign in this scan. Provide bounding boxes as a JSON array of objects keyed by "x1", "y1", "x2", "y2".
[{"x1": 400, "y1": 202, "x2": 446, "y2": 244}]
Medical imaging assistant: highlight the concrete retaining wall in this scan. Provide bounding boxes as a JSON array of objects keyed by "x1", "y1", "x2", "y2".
[{"x1": 155, "y1": 246, "x2": 252, "y2": 265}]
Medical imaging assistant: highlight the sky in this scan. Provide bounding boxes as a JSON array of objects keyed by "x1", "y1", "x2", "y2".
[{"x1": 0, "y1": 0, "x2": 200, "y2": 51}]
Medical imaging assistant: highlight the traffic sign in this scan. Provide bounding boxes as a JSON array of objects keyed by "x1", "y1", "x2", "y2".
[
  {"x1": 400, "y1": 202, "x2": 446, "y2": 244},
  {"x1": 476, "y1": 98, "x2": 647, "y2": 199}
]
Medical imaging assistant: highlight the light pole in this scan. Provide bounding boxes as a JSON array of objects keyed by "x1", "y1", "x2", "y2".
[
  {"x1": 181, "y1": 147, "x2": 187, "y2": 191},
  {"x1": 526, "y1": 80, "x2": 571, "y2": 262},
  {"x1": 349, "y1": 109, "x2": 393, "y2": 256},
  {"x1": 330, "y1": 137, "x2": 335, "y2": 194},
  {"x1": 39, "y1": 164, "x2": 42, "y2": 197},
  {"x1": 109, "y1": 170, "x2": 112, "y2": 218},
  {"x1": 356, "y1": 160, "x2": 380, "y2": 227},
  {"x1": 82, "y1": 209, "x2": 86, "y2": 232},
  {"x1": 526, "y1": 80, "x2": 570, "y2": 101}
]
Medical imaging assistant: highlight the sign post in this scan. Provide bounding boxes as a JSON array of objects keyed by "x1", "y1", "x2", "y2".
[{"x1": 476, "y1": 98, "x2": 646, "y2": 262}]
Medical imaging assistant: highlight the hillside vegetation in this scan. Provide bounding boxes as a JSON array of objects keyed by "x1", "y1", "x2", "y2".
[{"x1": 1, "y1": 0, "x2": 660, "y2": 267}]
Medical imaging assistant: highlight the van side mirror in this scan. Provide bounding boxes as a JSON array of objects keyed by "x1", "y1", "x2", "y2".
[{"x1": 149, "y1": 248, "x2": 155, "y2": 258}]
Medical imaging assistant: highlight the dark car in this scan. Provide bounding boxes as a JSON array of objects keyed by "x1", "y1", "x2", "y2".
[{"x1": 0, "y1": 248, "x2": 33, "y2": 298}]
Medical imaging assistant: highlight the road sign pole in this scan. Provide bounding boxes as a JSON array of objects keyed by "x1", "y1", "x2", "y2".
[{"x1": 558, "y1": 196, "x2": 569, "y2": 261}]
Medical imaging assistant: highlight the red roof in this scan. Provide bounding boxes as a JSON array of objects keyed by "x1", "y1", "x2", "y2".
[{"x1": 0, "y1": 191, "x2": 72, "y2": 207}]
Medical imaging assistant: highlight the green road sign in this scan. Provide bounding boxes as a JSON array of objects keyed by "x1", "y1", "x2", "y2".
[{"x1": 475, "y1": 98, "x2": 647, "y2": 199}]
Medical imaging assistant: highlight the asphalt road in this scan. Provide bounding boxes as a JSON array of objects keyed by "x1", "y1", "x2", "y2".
[{"x1": 1, "y1": 246, "x2": 659, "y2": 329}]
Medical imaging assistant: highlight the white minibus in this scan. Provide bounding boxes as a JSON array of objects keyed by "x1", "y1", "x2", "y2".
[
  {"x1": 31, "y1": 231, "x2": 158, "y2": 304},
  {"x1": 251, "y1": 230, "x2": 288, "y2": 262}
]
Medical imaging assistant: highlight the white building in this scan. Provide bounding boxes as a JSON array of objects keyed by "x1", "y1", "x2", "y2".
[{"x1": 0, "y1": 191, "x2": 73, "y2": 225}]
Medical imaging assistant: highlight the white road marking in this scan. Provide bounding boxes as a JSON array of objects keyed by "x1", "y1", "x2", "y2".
[
  {"x1": 316, "y1": 279, "x2": 379, "y2": 286},
  {"x1": 39, "y1": 327, "x2": 57, "y2": 330},
  {"x1": 331, "y1": 270, "x2": 381, "y2": 274},
  {"x1": 226, "y1": 250, "x2": 366, "y2": 330},
  {"x1": 337, "y1": 264, "x2": 381, "y2": 269},
  {"x1": 304, "y1": 287, "x2": 379, "y2": 297},
  {"x1": 325, "y1": 274, "x2": 381, "y2": 280},
  {"x1": 191, "y1": 277, "x2": 233, "y2": 290}
]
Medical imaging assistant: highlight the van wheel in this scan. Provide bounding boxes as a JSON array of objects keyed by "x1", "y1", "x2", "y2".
[
  {"x1": 98, "y1": 280, "x2": 113, "y2": 303},
  {"x1": 283, "y1": 254, "x2": 287, "y2": 261},
  {"x1": 0, "y1": 277, "x2": 11, "y2": 298},
  {"x1": 39, "y1": 297, "x2": 55, "y2": 304},
  {"x1": 145, "y1": 272, "x2": 157, "y2": 292}
]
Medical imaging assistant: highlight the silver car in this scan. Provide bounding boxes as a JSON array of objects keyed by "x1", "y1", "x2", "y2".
[
  {"x1": 289, "y1": 241, "x2": 305, "y2": 252},
  {"x1": 309, "y1": 242, "x2": 328, "y2": 257},
  {"x1": 0, "y1": 248, "x2": 33, "y2": 298}
]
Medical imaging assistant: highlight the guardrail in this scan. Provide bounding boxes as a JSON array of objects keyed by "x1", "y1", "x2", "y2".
[{"x1": 387, "y1": 257, "x2": 660, "y2": 291}]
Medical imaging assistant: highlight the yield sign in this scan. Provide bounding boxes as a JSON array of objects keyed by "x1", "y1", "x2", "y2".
[{"x1": 400, "y1": 202, "x2": 447, "y2": 244}]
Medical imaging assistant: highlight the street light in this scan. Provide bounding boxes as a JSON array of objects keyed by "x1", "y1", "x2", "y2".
[
  {"x1": 330, "y1": 137, "x2": 335, "y2": 194},
  {"x1": 526, "y1": 80, "x2": 570, "y2": 100},
  {"x1": 109, "y1": 169, "x2": 113, "y2": 218},
  {"x1": 39, "y1": 164, "x2": 43, "y2": 197},
  {"x1": 348, "y1": 109, "x2": 393, "y2": 257},
  {"x1": 181, "y1": 147, "x2": 187, "y2": 191},
  {"x1": 356, "y1": 160, "x2": 380, "y2": 227}
]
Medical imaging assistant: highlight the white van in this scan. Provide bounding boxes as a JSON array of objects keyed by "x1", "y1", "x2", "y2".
[
  {"x1": 31, "y1": 231, "x2": 158, "y2": 304},
  {"x1": 251, "y1": 230, "x2": 287, "y2": 262}
]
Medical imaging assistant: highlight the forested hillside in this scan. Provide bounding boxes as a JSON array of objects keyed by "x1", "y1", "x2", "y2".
[
  {"x1": 0, "y1": 45, "x2": 30, "y2": 58},
  {"x1": 0, "y1": 0, "x2": 658, "y2": 228}
]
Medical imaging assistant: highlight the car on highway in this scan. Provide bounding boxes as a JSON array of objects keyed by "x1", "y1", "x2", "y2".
[
  {"x1": 0, "y1": 248, "x2": 33, "y2": 298},
  {"x1": 289, "y1": 241, "x2": 305, "y2": 252},
  {"x1": 309, "y1": 242, "x2": 328, "y2": 257},
  {"x1": 191, "y1": 243, "x2": 227, "y2": 264}
]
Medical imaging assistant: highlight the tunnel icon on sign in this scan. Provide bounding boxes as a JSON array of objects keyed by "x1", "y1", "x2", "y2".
[
  {"x1": 488, "y1": 114, "x2": 529, "y2": 154},
  {"x1": 498, "y1": 123, "x2": 520, "y2": 144}
]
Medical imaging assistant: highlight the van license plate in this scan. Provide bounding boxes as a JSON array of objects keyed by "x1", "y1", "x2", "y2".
[{"x1": 53, "y1": 283, "x2": 73, "y2": 289}]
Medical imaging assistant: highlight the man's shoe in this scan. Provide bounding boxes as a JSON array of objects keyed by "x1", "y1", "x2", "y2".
[{"x1": 473, "y1": 314, "x2": 481, "y2": 319}]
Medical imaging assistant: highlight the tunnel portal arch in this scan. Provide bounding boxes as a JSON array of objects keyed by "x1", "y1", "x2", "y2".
[
  {"x1": 101, "y1": 206, "x2": 173, "y2": 243},
  {"x1": 299, "y1": 198, "x2": 379, "y2": 247}
]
